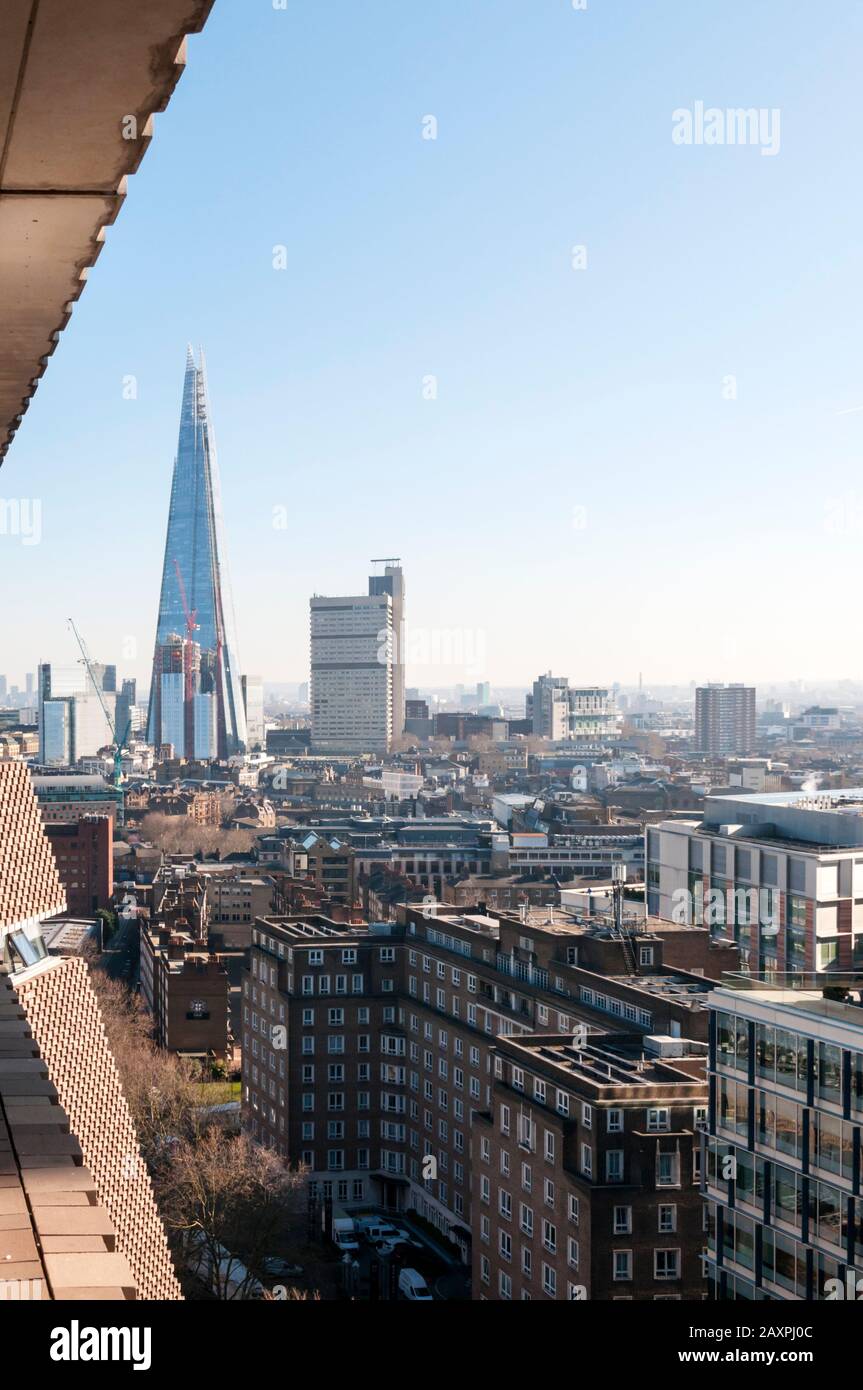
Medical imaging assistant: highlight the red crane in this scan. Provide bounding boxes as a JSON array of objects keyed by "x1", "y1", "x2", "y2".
[{"x1": 173, "y1": 558, "x2": 198, "y2": 756}]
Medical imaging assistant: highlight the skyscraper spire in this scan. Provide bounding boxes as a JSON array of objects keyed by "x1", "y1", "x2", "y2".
[{"x1": 147, "y1": 348, "x2": 246, "y2": 758}]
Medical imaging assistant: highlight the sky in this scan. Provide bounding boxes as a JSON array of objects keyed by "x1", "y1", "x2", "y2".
[{"x1": 2, "y1": 0, "x2": 863, "y2": 694}]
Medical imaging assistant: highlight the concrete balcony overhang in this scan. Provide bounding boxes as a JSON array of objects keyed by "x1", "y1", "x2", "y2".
[{"x1": 0, "y1": 0, "x2": 215, "y2": 466}]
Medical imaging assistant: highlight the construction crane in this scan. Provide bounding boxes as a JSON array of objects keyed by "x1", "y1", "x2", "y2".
[
  {"x1": 67, "y1": 618, "x2": 131, "y2": 828},
  {"x1": 173, "y1": 557, "x2": 198, "y2": 758}
]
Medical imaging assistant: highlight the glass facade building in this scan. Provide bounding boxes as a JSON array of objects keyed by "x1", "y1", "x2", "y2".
[
  {"x1": 705, "y1": 975, "x2": 863, "y2": 1300},
  {"x1": 147, "y1": 348, "x2": 246, "y2": 756}
]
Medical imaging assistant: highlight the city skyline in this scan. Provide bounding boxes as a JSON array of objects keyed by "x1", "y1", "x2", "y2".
[
  {"x1": 6, "y1": 0, "x2": 863, "y2": 1330},
  {"x1": 2, "y1": 0, "x2": 863, "y2": 685}
]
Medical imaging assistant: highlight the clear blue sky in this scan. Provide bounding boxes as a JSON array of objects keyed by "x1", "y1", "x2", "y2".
[{"x1": 3, "y1": 0, "x2": 862, "y2": 692}]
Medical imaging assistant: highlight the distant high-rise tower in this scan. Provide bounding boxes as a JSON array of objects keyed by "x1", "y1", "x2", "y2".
[
  {"x1": 695, "y1": 683, "x2": 756, "y2": 755},
  {"x1": 310, "y1": 592, "x2": 393, "y2": 753},
  {"x1": 147, "y1": 348, "x2": 246, "y2": 757},
  {"x1": 369, "y1": 561, "x2": 405, "y2": 739}
]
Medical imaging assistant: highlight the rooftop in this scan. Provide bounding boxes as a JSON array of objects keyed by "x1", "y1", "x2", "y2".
[{"x1": 496, "y1": 1031, "x2": 707, "y2": 1094}]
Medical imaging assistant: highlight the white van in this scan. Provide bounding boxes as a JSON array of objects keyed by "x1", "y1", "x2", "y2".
[
  {"x1": 398, "y1": 1268, "x2": 433, "y2": 1301},
  {"x1": 358, "y1": 1218, "x2": 398, "y2": 1243}
]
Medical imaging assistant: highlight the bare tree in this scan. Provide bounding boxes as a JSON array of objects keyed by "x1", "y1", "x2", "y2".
[{"x1": 158, "y1": 1130, "x2": 305, "y2": 1299}]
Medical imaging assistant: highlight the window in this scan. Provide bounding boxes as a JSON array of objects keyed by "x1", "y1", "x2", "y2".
[
  {"x1": 542, "y1": 1219, "x2": 556, "y2": 1254},
  {"x1": 639, "y1": 945, "x2": 654, "y2": 967},
  {"x1": 520, "y1": 1204, "x2": 534, "y2": 1236},
  {"x1": 542, "y1": 1264, "x2": 556, "y2": 1297},
  {"x1": 580, "y1": 1144, "x2": 592, "y2": 1178},
  {"x1": 581, "y1": 1103, "x2": 592, "y2": 1129},
  {"x1": 647, "y1": 1107, "x2": 670, "y2": 1132},
  {"x1": 606, "y1": 1150, "x2": 624, "y2": 1182},
  {"x1": 607, "y1": 1108, "x2": 623, "y2": 1133},
  {"x1": 613, "y1": 1205, "x2": 631, "y2": 1235},
  {"x1": 658, "y1": 1204, "x2": 677, "y2": 1234},
  {"x1": 655, "y1": 1249, "x2": 680, "y2": 1280},
  {"x1": 613, "y1": 1250, "x2": 632, "y2": 1281},
  {"x1": 657, "y1": 1151, "x2": 680, "y2": 1187}
]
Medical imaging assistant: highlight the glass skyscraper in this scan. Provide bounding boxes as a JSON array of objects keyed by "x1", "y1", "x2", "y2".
[{"x1": 147, "y1": 347, "x2": 246, "y2": 757}]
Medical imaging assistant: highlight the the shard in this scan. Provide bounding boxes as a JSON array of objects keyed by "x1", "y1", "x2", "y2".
[{"x1": 147, "y1": 347, "x2": 246, "y2": 757}]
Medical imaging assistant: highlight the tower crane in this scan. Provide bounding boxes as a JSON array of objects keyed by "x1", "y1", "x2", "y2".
[{"x1": 67, "y1": 618, "x2": 131, "y2": 828}]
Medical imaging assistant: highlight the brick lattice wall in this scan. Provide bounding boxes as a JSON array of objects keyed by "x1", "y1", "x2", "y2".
[{"x1": 16, "y1": 958, "x2": 182, "y2": 1299}]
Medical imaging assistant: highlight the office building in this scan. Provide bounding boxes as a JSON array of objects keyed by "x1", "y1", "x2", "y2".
[
  {"x1": 647, "y1": 788, "x2": 863, "y2": 977},
  {"x1": 147, "y1": 348, "x2": 246, "y2": 758},
  {"x1": 695, "y1": 684, "x2": 756, "y2": 756},
  {"x1": 242, "y1": 674, "x2": 265, "y2": 751},
  {"x1": 704, "y1": 973, "x2": 863, "y2": 1301},
  {"x1": 310, "y1": 593, "x2": 393, "y2": 753},
  {"x1": 38, "y1": 662, "x2": 116, "y2": 764},
  {"x1": 368, "y1": 562, "x2": 405, "y2": 740},
  {"x1": 192, "y1": 691, "x2": 218, "y2": 760},
  {"x1": 530, "y1": 675, "x2": 615, "y2": 742},
  {"x1": 531, "y1": 674, "x2": 569, "y2": 739},
  {"x1": 114, "y1": 678, "x2": 136, "y2": 744},
  {"x1": 30, "y1": 774, "x2": 119, "y2": 825}
]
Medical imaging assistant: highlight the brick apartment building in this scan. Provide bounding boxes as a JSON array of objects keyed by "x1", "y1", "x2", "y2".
[
  {"x1": 140, "y1": 923, "x2": 231, "y2": 1062},
  {"x1": 474, "y1": 1032, "x2": 707, "y2": 1301},
  {"x1": 242, "y1": 900, "x2": 732, "y2": 1291},
  {"x1": 146, "y1": 788, "x2": 224, "y2": 826},
  {"x1": 44, "y1": 814, "x2": 112, "y2": 916}
]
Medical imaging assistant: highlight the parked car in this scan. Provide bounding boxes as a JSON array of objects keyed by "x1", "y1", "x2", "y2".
[
  {"x1": 398, "y1": 1267, "x2": 433, "y2": 1301},
  {"x1": 387, "y1": 1227, "x2": 423, "y2": 1248},
  {"x1": 261, "y1": 1257, "x2": 304, "y2": 1279},
  {"x1": 187, "y1": 1232, "x2": 266, "y2": 1300}
]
